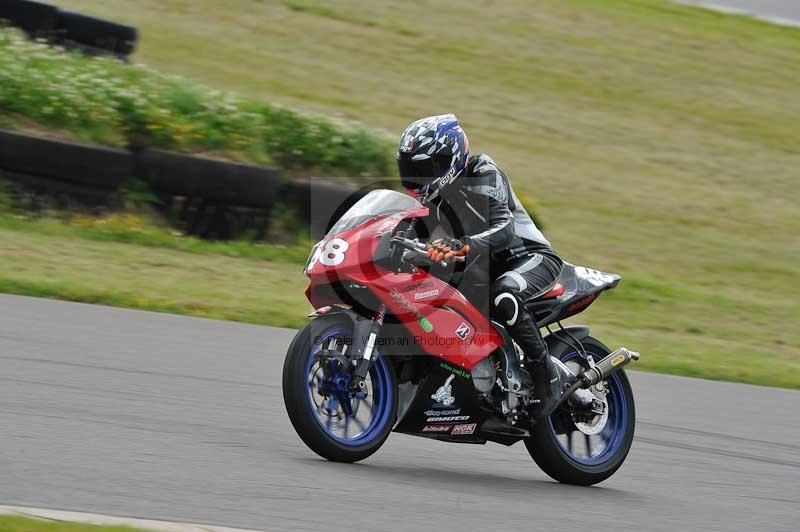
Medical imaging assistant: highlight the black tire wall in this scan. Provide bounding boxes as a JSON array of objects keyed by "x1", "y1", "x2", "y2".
[
  {"x1": 0, "y1": 0, "x2": 58, "y2": 37},
  {"x1": 0, "y1": 0, "x2": 138, "y2": 58},
  {"x1": 0, "y1": 130, "x2": 133, "y2": 189},
  {"x1": 54, "y1": 9, "x2": 137, "y2": 56},
  {"x1": 136, "y1": 150, "x2": 280, "y2": 209},
  {"x1": 0, "y1": 129, "x2": 361, "y2": 240}
]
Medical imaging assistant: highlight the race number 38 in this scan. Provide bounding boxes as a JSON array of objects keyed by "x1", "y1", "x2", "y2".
[{"x1": 308, "y1": 238, "x2": 350, "y2": 269}]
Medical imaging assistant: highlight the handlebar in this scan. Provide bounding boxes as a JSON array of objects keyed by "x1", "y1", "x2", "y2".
[{"x1": 391, "y1": 236, "x2": 466, "y2": 268}]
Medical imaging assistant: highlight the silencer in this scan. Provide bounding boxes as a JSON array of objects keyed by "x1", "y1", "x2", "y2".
[{"x1": 577, "y1": 347, "x2": 640, "y2": 388}]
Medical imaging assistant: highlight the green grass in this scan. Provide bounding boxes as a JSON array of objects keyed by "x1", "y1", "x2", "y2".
[
  {"x1": 0, "y1": 209, "x2": 310, "y2": 263},
  {"x1": 1, "y1": 0, "x2": 798, "y2": 387},
  {"x1": 0, "y1": 225, "x2": 311, "y2": 328},
  {"x1": 0, "y1": 515, "x2": 150, "y2": 532}
]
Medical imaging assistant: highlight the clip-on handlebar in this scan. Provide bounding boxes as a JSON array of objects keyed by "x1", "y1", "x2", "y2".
[{"x1": 391, "y1": 236, "x2": 466, "y2": 268}]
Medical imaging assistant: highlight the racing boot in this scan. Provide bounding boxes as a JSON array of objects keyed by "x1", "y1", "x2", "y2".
[
  {"x1": 505, "y1": 307, "x2": 566, "y2": 418},
  {"x1": 527, "y1": 354, "x2": 566, "y2": 417}
]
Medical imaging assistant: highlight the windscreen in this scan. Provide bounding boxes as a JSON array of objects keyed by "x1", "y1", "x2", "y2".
[{"x1": 326, "y1": 189, "x2": 421, "y2": 236}]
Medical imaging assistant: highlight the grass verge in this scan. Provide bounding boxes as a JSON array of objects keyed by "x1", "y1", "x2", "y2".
[
  {"x1": 0, "y1": 210, "x2": 309, "y2": 264},
  {"x1": 0, "y1": 225, "x2": 310, "y2": 329},
  {"x1": 0, "y1": 515, "x2": 150, "y2": 532},
  {"x1": 0, "y1": 221, "x2": 797, "y2": 388}
]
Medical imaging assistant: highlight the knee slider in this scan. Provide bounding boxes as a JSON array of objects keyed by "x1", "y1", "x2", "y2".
[{"x1": 492, "y1": 282, "x2": 522, "y2": 327}]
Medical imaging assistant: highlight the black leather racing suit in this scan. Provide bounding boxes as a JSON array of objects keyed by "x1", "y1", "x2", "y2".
[{"x1": 424, "y1": 153, "x2": 562, "y2": 363}]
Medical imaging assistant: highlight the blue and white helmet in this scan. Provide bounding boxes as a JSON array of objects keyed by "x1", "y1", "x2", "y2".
[{"x1": 396, "y1": 114, "x2": 469, "y2": 201}]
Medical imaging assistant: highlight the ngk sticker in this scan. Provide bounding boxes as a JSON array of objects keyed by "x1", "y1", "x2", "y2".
[{"x1": 451, "y1": 423, "x2": 477, "y2": 436}]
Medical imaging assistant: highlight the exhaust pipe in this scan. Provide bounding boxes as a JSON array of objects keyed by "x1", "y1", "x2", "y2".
[
  {"x1": 576, "y1": 347, "x2": 640, "y2": 389},
  {"x1": 559, "y1": 348, "x2": 640, "y2": 408}
]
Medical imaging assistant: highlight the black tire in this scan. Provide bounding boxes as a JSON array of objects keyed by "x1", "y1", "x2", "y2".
[
  {"x1": 282, "y1": 314, "x2": 397, "y2": 463},
  {"x1": 136, "y1": 149, "x2": 280, "y2": 209},
  {"x1": 55, "y1": 10, "x2": 137, "y2": 55},
  {"x1": 0, "y1": 129, "x2": 133, "y2": 188},
  {"x1": 0, "y1": 1, "x2": 58, "y2": 37},
  {"x1": 525, "y1": 336, "x2": 635, "y2": 485}
]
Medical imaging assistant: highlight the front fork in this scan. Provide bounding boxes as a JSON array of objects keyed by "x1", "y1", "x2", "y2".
[{"x1": 349, "y1": 304, "x2": 386, "y2": 390}]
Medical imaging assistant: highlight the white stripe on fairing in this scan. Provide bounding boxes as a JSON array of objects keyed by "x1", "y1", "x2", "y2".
[
  {"x1": 464, "y1": 200, "x2": 487, "y2": 223},
  {"x1": 498, "y1": 271, "x2": 528, "y2": 292},
  {"x1": 493, "y1": 292, "x2": 519, "y2": 326}
]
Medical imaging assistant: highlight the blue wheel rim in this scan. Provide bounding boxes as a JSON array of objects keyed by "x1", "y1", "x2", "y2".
[
  {"x1": 305, "y1": 326, "x2": 394, "y2": 446},
  {"x1": 547, "y1": 350, "x2": 628, "y2": 466}
]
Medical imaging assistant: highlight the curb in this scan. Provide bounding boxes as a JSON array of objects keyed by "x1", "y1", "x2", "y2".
[{"x1": 0, "y1": 505, "x2": 265, "y2": 532}]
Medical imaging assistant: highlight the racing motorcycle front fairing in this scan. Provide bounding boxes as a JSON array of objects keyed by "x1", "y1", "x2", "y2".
[{"x1": 303, "y1": 200, "x2": 502, "y2": 372}]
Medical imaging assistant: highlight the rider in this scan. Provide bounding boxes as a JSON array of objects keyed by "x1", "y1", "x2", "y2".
[{"x1": 396, "y1": 114, "x2": 565, "y2": 416}]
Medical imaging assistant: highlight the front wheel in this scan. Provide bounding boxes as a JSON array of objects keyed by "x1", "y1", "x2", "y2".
[
  {"x1": 525, "y1": 336, "x2": 636, "y2": 485},
  {"x1": 282, "y1": 314, "x2": 397, "y2": 463}
]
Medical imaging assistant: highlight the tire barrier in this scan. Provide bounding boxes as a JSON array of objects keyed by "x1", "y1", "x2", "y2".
[
  {"x1": 135, "y1": 150, "x2": 280, "y2": 209},
  {"x1": 0, "y1": 129, "x2": 360, "y2": 241},
  {"x1": 2, "y1": 170, "x2": 121, "y2": 209},
  {"x1": 282, "y1": 179, "x2": 369, "y2": 239},
  {"x1": 0, "y1": 1, "x2": 137, "y2": 58},
  {"x1": 0, "y1": 129, "x2": 133, "y2": 189},
  {"x1": 135, "y1": 150, "x2": 282, "y2": 239},
  {"x1": 0, "y1": 0, "x2": 58, "y2": 38},
  {"x1": 54, "y1": 9, "x2": 137, "y2": 58}
]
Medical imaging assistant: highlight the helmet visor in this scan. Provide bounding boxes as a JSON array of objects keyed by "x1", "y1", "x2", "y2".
[{"x1": 398, "y1": 156, "x2": 447, "y2": 190}]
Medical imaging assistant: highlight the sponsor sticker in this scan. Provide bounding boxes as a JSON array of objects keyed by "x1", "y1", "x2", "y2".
[
  {"x1": 455, "y1": 322, "x2": 471, "y2": 340},
  {"x1": 418, "y1": 316, "x2": 434, "y2": 333},
  {"x1": 611, "y1": 354, "x2": 626, "y2": 367},
  {"x1": 430, "y1": 374, "x2": 456, "y2": 406},
  {"x1": 390, "y1": 287, "x2": 434, "y2": 333},
  {"x1": 451, "y1": 423, "x2": 477, "y2": 436},
  {"x1": 425, "y1": 416, "x2": 470, "y2": 422},
  {"x1": 414, "y1": 289, "x2": 439, "y2": 300},
  {"x1": 421, "y1": 424, "x2": 451, "y2": 433},
  {"x1": 399, "y1": 134, "x2": 414, "y2": 153},
  {"x1": 401, "y1": 280, "x2": 434, "y2": 292},
  {"x1": 568, "y1": 294, "x2": 596, "y2": 312},
  {"x1": 440, "y1": 361, "x2": 471, "y2": 380},
  {"x1": 424, "y1": 409, "x2": 461, "y2": 417}
]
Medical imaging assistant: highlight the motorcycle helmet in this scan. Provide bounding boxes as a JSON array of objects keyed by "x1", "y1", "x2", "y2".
[{"x1": 396, "y1": 114, "x2": 469, "y2": 201}]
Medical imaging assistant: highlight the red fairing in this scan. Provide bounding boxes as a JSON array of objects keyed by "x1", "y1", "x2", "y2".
[{"x1": 305, "y1": 207, "x2": 502, "y2": 370}]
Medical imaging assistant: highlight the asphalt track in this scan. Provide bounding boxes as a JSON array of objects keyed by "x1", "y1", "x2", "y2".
[
  {"x1": 1, "y1": 295, "x2": 798, "y2": 531},
  {"x1": 679, "y1": 0, "x2": 800, "y2": 24}
]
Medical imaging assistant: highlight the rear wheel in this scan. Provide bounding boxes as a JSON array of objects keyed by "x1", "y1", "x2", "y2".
[
  {"x1": 525, "y1": 336, "x2": 635, "y2": 485},
  {"x1": 282, "y1": 314, "x2": 397, "y2": 462}
]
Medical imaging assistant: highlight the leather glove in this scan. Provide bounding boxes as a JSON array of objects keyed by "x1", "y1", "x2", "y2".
[{"x1": 427, "y1": 238, "x2": 470, "y2": 262}]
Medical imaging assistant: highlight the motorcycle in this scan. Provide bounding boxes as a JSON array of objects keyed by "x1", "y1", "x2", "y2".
[{"x1": 283, "y1": 189, "x2": 640, "y2": 485}]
